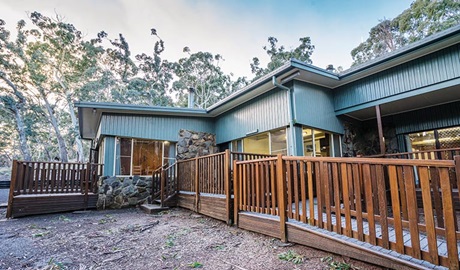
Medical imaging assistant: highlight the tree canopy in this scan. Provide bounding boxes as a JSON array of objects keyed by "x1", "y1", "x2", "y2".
[{"x1": 351, "y1": 0, "x2": 460, "y2": 66}]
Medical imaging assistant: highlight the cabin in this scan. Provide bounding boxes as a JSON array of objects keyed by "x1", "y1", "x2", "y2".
[
  {"x1": 7, "y1": 25, "x2": 460, "y2": 269},
  {"x1": 77, "y1": 24, "x2": 460, "y2": 176}
]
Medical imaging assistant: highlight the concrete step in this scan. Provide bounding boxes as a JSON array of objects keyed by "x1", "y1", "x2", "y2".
[{"x1": 140, "y1": 203, "x2": 169, "y2": 214}]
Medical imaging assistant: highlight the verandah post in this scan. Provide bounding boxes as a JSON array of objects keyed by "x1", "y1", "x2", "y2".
[
  {"x1": 195, "y1": 157, "x2": 199, "y2": 212},
  {"x1": 276, "y1": 154, "x2": 287, "y2": 242},
  {"x1": 233, "y1": 159, "x2": 239, "y2": 227},
  {"x1": 6, "y1": 160, "x2": 18, "y2": 218},
  {"x1": 224, "y1": 149, "x2": 232, "y2": 225}
]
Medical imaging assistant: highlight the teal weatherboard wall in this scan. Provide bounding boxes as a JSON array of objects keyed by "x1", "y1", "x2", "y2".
[
  {"x1": 100, "y1": 114, "x2": 215, "y2": 142},
  {"x1": 215, "y1": 89, "x2": 289, "y2": 144},
  {"x1": 103, "y1": 136, "x2": 115, "y2": 176},
  {"x1": 293, "y1": 81, "x2": 343, "y2": 134},
  {"x1": 392, "y1": 100, "x2": 460, "y2": 134},
  {"x1": 335, "y1": 44, "x2": 460, "y2": 113}
]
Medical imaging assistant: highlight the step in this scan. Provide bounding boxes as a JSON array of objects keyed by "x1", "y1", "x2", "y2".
[{"x1": 140, "y1": 204, "x2": 169, "y2": 214}]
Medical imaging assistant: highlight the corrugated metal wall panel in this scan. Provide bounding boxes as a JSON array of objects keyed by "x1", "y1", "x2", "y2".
[
  {"x1": 100, "y1": 114, "x2": 214, "y2": 142},
  {"x1": 394, "y1": 101, "x2": 460, "y2": 134},
  {"x1": 215, "y1": 90, "x2": 289, "y2": 144},
  {"x1": 103, "y1": 136, "x2": 115, "y2": 176},
  {"x1": 335, "y1": 44, "x2": 460, "y2": 110},
  {"x1": 293, "y1": 81, "x2": 343, "y2": 134}
]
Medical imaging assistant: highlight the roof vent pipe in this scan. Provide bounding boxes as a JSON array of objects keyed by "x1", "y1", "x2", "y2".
[
  {"x1": 326, "y1": 64, "x2": 334, "y2": 72},
  {"x1": 188, "y1": 87, "x2": 195, "y2": 108}
]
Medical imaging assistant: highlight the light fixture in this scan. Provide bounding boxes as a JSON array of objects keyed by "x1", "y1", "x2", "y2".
[
  {"x1": 92, "y1": 108, "x2": 97, "y2": 114},
  {"x1": 246, "y1": 129, "x2": 259, "y2": 136}
]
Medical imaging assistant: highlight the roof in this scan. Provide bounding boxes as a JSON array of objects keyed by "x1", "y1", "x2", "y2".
[{"x1": 76, "y1": 24, "x2": 460, "y2": 139}]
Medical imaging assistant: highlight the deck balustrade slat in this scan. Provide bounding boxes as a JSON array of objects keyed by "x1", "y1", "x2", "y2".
[
  {"x1": 293, "y1": 161, "x2": 300, "y2": 221},
  {"x1": 341, "y1": 163, "x2": 352, "y2": 237},
  {"x1": 332, "y1": 163, "x2": 341, "y2": 234},
  {"x1": 363, "y1": 164, "x2": 376, "y2": 245},
  {"x1": 419, "y1": 166, "x2": 439, "y2": 265},
  {"x1": 403, "y1": 165, "x2": 422, "y2": 259},
  {"x1": 307, "y1": 162, "x2": 314, "y2": 225},
  {"x1": 376, "y1": 165, "x2": 390, "y2": 249},
  {"x1": 300, "y1": 161, "x2": 307, "y2": 223},
  {"x1": 388, "y1": 165, "x2": 404, "y2": 254},
  {"x1": 352, "y1": 163, "x2": 364, "y2": 241},
  {"x1": 270, "y1": 161, "x2": 276, "y2": 215},
  {"x1": 439, "y1": 167, "x2": 459, "y2": 269}
]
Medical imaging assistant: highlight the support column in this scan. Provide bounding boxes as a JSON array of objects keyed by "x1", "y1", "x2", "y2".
[{"x1": 375, "y1": 105, "x2": 385, "y2": 155}]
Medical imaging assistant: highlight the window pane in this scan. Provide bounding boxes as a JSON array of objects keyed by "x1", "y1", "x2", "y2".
[
  {"x1": 132, "y1": 139, "x2": 163, "y2": 175},
  {"x1": 119, "y1": 138, "x2": 132, "y2": 175},
  {"x1": 270, "y1": 129, "x2": 287, "y2": 155},
  {"x1": 315, "y1": 131, "x2": 330, "y2": 157},
  {"x1": 303, "y1": 128, "x2": 314, "y2": 156},
  {"x1": 243, "y1": 133, "x2": 269, "y2": 154},
  {"x1": 408, "y1": 131, "x2": 436, "y2": 152}
]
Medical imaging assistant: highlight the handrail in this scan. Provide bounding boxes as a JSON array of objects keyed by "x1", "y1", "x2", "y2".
[
  {"x1": 281, "y1": 155, "x2": 455, "y2": 167},
  {"x1": 365, "y1": 147, "x2": 460, "y2": 160}
]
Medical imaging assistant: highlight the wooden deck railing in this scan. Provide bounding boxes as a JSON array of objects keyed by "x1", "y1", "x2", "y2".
[
  {"x1": 9, "y1": 161, "x2": 103, "y2": 196},
  {"x1": 369, "y1": 147, "x2": 460, "y2": 160},
  {"x1": 7, "y1": 160, "x2": 104, "y2": 218},
  {"x1": 231, "y1": 151, "x2": 276, "y2": 161},
  {"x1": 233, "y1": 155, "x2": 460, "y2": 269}
]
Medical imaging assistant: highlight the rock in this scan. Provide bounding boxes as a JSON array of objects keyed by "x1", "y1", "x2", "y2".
[
  {"x1": 103, "y1": 176, "x2": 117, "y2": 186},
  {"x1": 123, "y1": 178, "x2": 132, "y2": 187},
  {"x1": 136, "y1": 179, "x2": 147, "y2": 187}
]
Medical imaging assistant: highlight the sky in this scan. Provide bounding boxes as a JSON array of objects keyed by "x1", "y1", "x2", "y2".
[{"x1": 1, "y1": 0, "x2": 414, "y2": 79}]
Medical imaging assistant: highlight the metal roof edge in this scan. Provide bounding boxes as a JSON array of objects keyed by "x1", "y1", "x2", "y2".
[{"x1": 74, "y1": 101, "x2": 209, "y2": 115}]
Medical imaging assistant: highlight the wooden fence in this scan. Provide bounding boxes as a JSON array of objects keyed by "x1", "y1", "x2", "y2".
[
  {"x1": 370, "y1": 147, "x2": 460, "y2": 160},
  {"x1": 7, "y1": 160, "x2": 104, "y2": 218},
  {"x1": 233, "y1": 155, "x2": 460, "y2": 269}
]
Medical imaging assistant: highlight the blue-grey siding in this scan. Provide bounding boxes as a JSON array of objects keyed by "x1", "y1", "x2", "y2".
[
  {"x1": 215, "y1": 90, "x2": 289, "y2": 144},
  {"x1": 335, "y1": 44, "x2": 460, "y2": 111},
  {"x1": 293, "y1": 81, "x2": 343, "y2": 134},
  {"x1": 393, "y1": 101, "x2": 460, "y2": 134},
  {"x1": 103, "y1": 136, "x2": 115, "y2": 176},
  {"x1": 100, "y1": 114, "x2": 214, "y2": 142}
]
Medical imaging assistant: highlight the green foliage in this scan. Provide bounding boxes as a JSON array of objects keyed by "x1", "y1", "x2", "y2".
[
  {"x1": 321, "y1": 256, "x2": 357, "y2": 270},
  {"x1": 251, "y1": 36, "x2": 314, "y2": 79},
  {"x1": 351, "y1": 0, "x2": 460, "y2": 66},
  {"x1": 188, "y1": 262, "x2": 203, "y2": 268},
  {"x1": 278, "y1": 250, "x2": 305, "y2": 264}
]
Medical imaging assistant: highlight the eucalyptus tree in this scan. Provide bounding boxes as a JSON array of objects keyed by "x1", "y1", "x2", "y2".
[
  {"x1": 173, "y1": 49, "x2": 232, "y2": 108},
  {"x1": 250, "y1": 36, "x2": 315, "y2": 79},
  {"x1": 0, "y1": 19, "x2": 33, "y2": 161},
  {"x1": 351, "y1": 0, "x2": 460, "y2": 66}
]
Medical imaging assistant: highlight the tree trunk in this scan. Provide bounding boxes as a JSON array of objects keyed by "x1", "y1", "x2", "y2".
[
  {"x1": 41, "y1": 90, "x2": 69, "y2": 162},
  {"x1": 13, "y1": 106, "x2": 32, "y2": 161},
  {"x1": 65, "y1": 91, "x2": 84, "y2": 162}
]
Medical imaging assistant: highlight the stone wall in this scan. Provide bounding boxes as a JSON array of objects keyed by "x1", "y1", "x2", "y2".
[
  {"x1": 342, "y1": 120, "x2": 399, "y2": 157},
  {"x1": 97, "y1": 176, "x2": 153, "y2": 209},
  {"x1": 176, "y1": 129, "x2": 218, "y2": 160}
]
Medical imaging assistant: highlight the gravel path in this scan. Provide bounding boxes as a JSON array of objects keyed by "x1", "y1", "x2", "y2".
[
  {"x1": 0, "y1": 189, "x2": 8, "y2": 205},
  {"x1": 0, "y1": 207, "x2": 383, "y2": 270}
]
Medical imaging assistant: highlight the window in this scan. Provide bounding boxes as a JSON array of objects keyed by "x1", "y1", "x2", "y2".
[
  {"x1": 115, "y1": 138, "x2": 172, "y2": 175},
  {"x1": 302, "y1": 127, "x2": 340, "y2": 157},
  {"x1": 407, "y1": 126, "x2": 460, "y2": 153},
  {"x1": 238, "y1": 128, "x2": 287, "y2": 155}
]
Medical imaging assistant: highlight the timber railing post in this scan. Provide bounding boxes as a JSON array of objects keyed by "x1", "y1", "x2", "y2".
[
  {"x1": 6, "y1": 160, "x2": 18, "y2": 218},
  {"x1": 233, "y1": 159, "x2": 239, "y2": 227},
  {"x1": 160, "y1": 168, "x2": 166, "y2": 207},
  {"x1": 224, "y1": 149, "x2": 231, "y2": 225},
  {"x1": 84, "y1": 162, "x2": 90, "y2": 209},
  {"x1": 276, "y1": 154, "x2": 287, "y2": 242},
  {"x1": 455, "y1": 156, "x2": 460, "y2": 199},
  {"x1": 195, "y1": 157, "x2": 199, "y2": 212}
]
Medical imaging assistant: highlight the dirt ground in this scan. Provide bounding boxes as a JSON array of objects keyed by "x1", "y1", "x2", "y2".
[{"x1": 0, "y1": 207, "x2": 384, "y2": 270}]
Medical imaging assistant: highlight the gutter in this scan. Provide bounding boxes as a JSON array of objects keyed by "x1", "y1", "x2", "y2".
[{"x1": 272, "y1": 76, "x2": 296, "y2": 156}]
